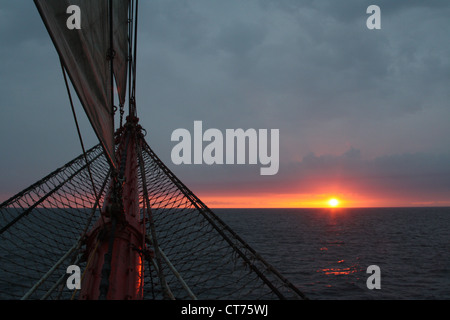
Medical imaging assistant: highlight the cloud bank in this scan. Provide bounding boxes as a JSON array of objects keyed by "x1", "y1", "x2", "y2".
[{"x1": 1, "y1": 1, "x2": 449, "y2": 206}]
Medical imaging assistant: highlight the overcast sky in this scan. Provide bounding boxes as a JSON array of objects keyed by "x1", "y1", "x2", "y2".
[{"x1": 1, "y1": 0, "x2": 450, "y2": 207}]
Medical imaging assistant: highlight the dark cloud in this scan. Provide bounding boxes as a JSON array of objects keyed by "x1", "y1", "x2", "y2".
[
  {"x1": 184, "y1": 147, "x2": 450, "y2": 205},
  {"x1": 1, "y1": 1, "x2": 450, "y2": 205},
  {"x1": 291, "y1": 150, "x2": 450, "y2": 195}
]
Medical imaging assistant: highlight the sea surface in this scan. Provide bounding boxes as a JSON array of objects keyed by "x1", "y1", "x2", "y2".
[
  {"x1": 2, "y1": 207, "x2": 449, "y2": 300},
  {"x1": 215, "y1": 207, "x2": 450, "y2": 300}
]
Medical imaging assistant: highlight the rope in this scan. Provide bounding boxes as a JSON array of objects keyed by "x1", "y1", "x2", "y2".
[
  {"x1": 0, "y1": 135, "x2": 308, "y2": 300},
  {"x1": 21, "y1": 241, "x2": 80, "y2": 300},
  {"x1": 98, "y1": 215, "x2": 117, "y2": 300},
  {"x1": 119, "y1": 104, "x2": 124, "y2": 128},
  {"x1": 137, "y1": 139, "x2": 173, "y2": 300},
  {"x1": 71, "y1": 239, "x2": 100, "y2": 300},
  {"x1": 128, "y1": 0, "x2": 138, "y2": 117},
  {"x1": 59, "y1": 59, "x2": 100, "y2": 216}
]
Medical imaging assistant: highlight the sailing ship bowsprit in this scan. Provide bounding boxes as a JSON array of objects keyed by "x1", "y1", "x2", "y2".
[{"x1": 0, "y1": 1, "x2": 307, "y2": 300}]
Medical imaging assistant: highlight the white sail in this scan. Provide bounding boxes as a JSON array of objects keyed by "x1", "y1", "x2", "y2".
[{"x1": 34, "y1": 0, "x2": 129, "y2": 168}]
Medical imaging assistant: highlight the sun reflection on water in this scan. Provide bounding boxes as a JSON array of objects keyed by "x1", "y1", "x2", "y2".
[{"x1": 319, "y1": 266, "x2": 358, "y2": 276}]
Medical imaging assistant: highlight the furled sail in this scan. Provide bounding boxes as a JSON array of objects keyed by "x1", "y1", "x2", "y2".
[{"x1": 34, "y1": 0, "x2": 129, "y2": 168}]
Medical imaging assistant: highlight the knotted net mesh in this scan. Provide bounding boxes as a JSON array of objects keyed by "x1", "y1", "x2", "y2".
[{"x1": 0, "y1": 137, "x2": 306, "y2": 300}]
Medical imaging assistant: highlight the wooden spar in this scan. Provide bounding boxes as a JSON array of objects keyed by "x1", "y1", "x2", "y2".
[{"x1": 80, "y1": 116, "x2": 146, "y2": 300}]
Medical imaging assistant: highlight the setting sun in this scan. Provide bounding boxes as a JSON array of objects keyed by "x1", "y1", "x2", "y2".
[{"x1": 328, "y1": 198, "x2": 339, "y2": 207}]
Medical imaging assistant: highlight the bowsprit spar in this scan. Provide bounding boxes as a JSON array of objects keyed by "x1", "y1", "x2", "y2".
[{"x1": 0, "y1": 0, "x2": 307, "y2": 300}]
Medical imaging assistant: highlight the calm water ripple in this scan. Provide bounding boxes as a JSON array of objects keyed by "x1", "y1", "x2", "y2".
[{"x1": 216, "y1": 207, "x2": 450, "y2": 300}]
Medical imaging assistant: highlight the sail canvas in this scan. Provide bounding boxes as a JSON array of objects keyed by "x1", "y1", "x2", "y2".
[{"x1": 34, "y1": 0, "x2": 129, "y2": 168}]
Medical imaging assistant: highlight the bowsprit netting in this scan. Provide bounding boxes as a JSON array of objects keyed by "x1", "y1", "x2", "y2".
[
  {"x1": 0, "y1": 144, "x2": 111, "y2": 299},
  {"x1": 0, "y1": 136, "x2": 307, "y2": 300}
]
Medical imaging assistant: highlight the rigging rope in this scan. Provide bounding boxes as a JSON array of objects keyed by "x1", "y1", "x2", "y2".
[
  {"x1": 0, "y1": 137, "x2": 308, "y2": 300},
  {"x1": 70, "y1": 239, "x2": 100, "y2": 300},
  {"x1": 137, "y1": 139, "x2": 172, "y2": 300},
  {"x1": 60, "y1": 59, "x2": 100, "y2": 217}
]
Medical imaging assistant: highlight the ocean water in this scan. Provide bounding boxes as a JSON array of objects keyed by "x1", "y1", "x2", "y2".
[
  {"x1": 2, "y1": 207, "x2": 448, "y2": 300},
  {"x1": 215, "y1": 207, "x2": 450, "y2": 300}
]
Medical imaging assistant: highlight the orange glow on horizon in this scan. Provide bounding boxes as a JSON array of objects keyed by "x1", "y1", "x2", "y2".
[
  {"x1": 194, "y1": 189, "x2": 450, "y2": 209},
  {"x1": 198, "y1": 192, "x2": 366, "y2": 208}
]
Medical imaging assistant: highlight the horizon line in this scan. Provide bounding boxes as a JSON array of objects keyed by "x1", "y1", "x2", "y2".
[{"x1": 209, "y1": 206, "x2": 450, "y2": 209}]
